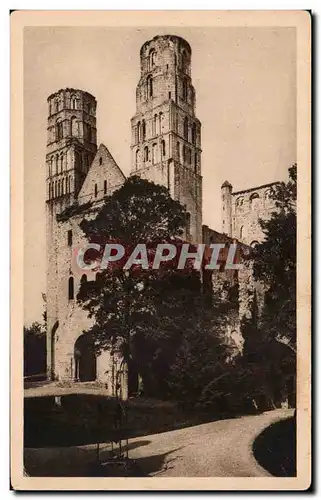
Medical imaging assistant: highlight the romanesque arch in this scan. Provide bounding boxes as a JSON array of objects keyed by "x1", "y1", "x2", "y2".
[{"x1": 74, "y1": 333, "x2": 97, "y2": 382}]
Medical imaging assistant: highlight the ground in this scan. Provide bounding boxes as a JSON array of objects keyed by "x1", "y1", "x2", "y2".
[{"x1": 24, "y1": 408, "x2": 293, "y2": 477}]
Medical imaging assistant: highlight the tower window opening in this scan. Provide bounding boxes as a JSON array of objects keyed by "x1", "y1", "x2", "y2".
[
  {"x1": 192, "y1": 123, "x2": 196, "y2": 145},
  {"x1": 159, "y1": 112, "x2": 163, "y2": 133},
  {"x1": 144, "y1": 146, "x2": 149, "y2": 162},
  {"x1": 147, "y1": 75, "x2": 153, "y2": 98},
  {"x1": 142, "y1": 120, "x2": 146, "y2": 141},
  {"x1": 240, "y1": 226, "x2": 244, "y2": 240},
  {"x1": 54, "y1": 181, "x2": 57, "y2": 198},
  {"x1": 56, "y1": 119, "x2": 63, "y2": 141},
  {"x1": 153, "y1": 114, "x2": 157, "y2": 136},
  {"x1": 186, "y1": 212, "x2": 191, "y2": 236},
  {"x1": 71, "y1": 116, "x2": 78, "y2": 137},
  {"x1": 55, "y1": 155, "x2": 59, "y2": 174},
  {"x1": 54, "y1": 100, "x2": 59, "y2": 113},
  {"x1": 135, "y1": 149, "x2": 140, "y2": 169},
  {"x1": 71, "y1": 96, "x2": 77, "y2": 110},
  {"x1": 94, "y1": 183, "x2": 98, "y2": 197},
  {"x1": 68, "y1": 176, "x2": 71, "y2": 193},
  {"x1": 104, "y1": 180, "x2": 107, "y2": 195},
  {"x1": 152, "y1": 143, "x2": 157, "y2": 165},
  {"x1": 177, "y1": 141, "x2": 180, "y2": 160},
  {"x1": 99, "y1": 157, "x2": 102, "y2": 165},
  {"x1": 182, "y1": 80, "x2": 188, "y2": 101},
  {"x1": 137, "y1": 121, "x2": 141, "y2": 142},
  {"x1": 183, "y1": 117, "x2": 189, "y2": 141},
  {"x1": 68, "y1": 276, "x2": 74, "y2": 300},
  {"x1": 60, "y1": 154, "x2": 64, "y2": 172},
  {"x1": 80, "y1": 274, "x2": 87, "y2": 285},
  {"x1": 149, "y1": 49, "x2": 156, "y2": 69},
  {"x1": 61, "y1": 178, "x2": 64, "y2": 195},
  {"x1": 168, "y1": 91, "x2": 171, "y2": 100},
  {"x1": 161, "y1": 140, "x2": 166, "y2": 157},
  {"x1": 182, "y1": 145, "x2": 186, "y2": 163},
  {"x1": 194, "y1": 152, "x2": 197, "y2": 173},
  {"x1": 182, "y1": 50, "x2": 188, "y2": 74}
]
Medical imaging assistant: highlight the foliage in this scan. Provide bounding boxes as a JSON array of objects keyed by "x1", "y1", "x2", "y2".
[
  {"x1": 77, "y1": 176, "x2": 233, "y2": 399},
  {"x1": 254, "y1": 164, "x2": 297, "y2": 351},
  {"x1": 24, "y1": 321, "x2": 46, "y2": 377}
]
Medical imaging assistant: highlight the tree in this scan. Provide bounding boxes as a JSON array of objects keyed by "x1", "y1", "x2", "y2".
[
  {"x1": 77, "y1": 176, "x2": 204, "y2": 396},
  {"x1": 24, "y1": 322, "x2": 46, "y2": 377},
  {"x1": 254, "y1": 164, "x2": 297, "y2": 351}
]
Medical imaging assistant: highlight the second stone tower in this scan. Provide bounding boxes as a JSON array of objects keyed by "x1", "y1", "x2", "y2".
[{"x1": 130, "y1": 34, "x2": 202, "y2": 242}]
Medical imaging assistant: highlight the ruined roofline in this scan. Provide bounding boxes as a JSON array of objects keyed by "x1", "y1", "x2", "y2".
[
  {"x1": 140, "y1": 34, "x2": 192, "y2": 55},
  {"x1": 232, "y1": 181, "x2": 280, "y2": 196},
  {"x1": 47, "y1": 88, "x2": 96, "y2": 102}
]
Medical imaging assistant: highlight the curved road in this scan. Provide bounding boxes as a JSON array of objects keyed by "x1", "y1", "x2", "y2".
[{"x1": 24, "y1": 409, "x2": 293, "y2": 477}]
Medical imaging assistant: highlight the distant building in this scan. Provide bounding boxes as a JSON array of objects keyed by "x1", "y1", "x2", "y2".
[{"x1": 221, "y1": 180, "x2": 279, "y2": 246}]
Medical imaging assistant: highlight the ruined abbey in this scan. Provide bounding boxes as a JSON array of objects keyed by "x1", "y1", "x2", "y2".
[{"x1": 45, "y1": 35, "x2": 279, "y2": 393}]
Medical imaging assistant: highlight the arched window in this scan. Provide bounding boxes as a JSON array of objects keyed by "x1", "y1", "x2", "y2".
[
  {"x1": 187, "y1": 147, "x2": 191, "y2": 165},
  {"x1": 60, "y1": 154, "x2": 64, "y2": 172},
  {"x1": 55, "y1": 155, "x2": 59, "y2": 174},
  {"x1": 183, "y1": 117, "x2": 189, "y2": 141},
  {"x1": 153, "y1": 114, "x2": 157, "y2": 136},
  {"x1": 182, "y1": 79, "x2": 188, "y2": 101},
  {"x1": 94, "y1": 183, "x2": 98, "y2": 197},
  {"x1": 104, "y1": 180, "x2": 107, "y2": 195},
  {"x1": 54, "y1": 180, "x2": 57, "y2": 198},
  {"x1": 142, "y1": 120, "x2": 146, "y2": 140},
  {"x1": 49, "y1": 157, "x2": 53, "y2": 176},
  {"x1": 159, "y1": 112, "x2": 163, "y2": 133},
  {"x1": 186, "y1": 212, "x2": 191, "y2": 237},
  {"x1": 58, "y1": 180, "x2": 61, "y2": 197},
  {"x1": 161, "y1": 140, "x2": 166, "y2": 157},
  {"x1": 65, "y1": 177, "x2": 69, "y2": 194},
  {"x1": 240, "y1": 226, "x2": 244, "y2": 240},
  {"x1": 147, "y1": 75, "x2": 153, "y2": 98},
  {"x1": 152, "y1": 143, "x2": 157, "y2": 164},
  {"x1": 192, "y1": 123, "x2": 196, "y2": 145},
  {"x1": 144, "y1": 146, "x2": 149, "y2": 162},
  {"x1": 181, "y1": 50, "x2": 188, "y2": 73},
  {"x1": 71, "y1": 96, "x2": 77, "y2": 110},
  {"x1": 54, "y1": 99, "x2": 59, "y2": 113},
  {"x1": 250, "y1": 193, "x2": 260, "y2": 210},
  {"x1": 48, "y1": 183, "x2": 51, "y2": 199},
  {"x1": 137, "y1": 121, "x2": 141, "y2": 143},
  {"x1": 68, "y1": 176, "x2": 71, "y2": 193},
  {"x1": 182, "y1": 145, "x2": 186, "y2": 163},
  {"x1": 71, "y1": 116, "x2": 78, "y2": 137},
  {"x1": 56, "y1": 119, "x2": 63, "y2": 141},
  {"x1": 68, "y1": 276, "x2": 74, "y2": 300},
  {"x1": 135, "y1": 149, "x2": 140, "y2": 169},
  {"x1": 149, "y1": 49, "x2": 156, "y2": 69},
  {"x1": 177, "y1": 141, "x2": 180, "y2": 160},
  {"x1": 194, "y1": 152, "x2": 197, "y2": 172},
  {"x1": 61, "y1": 178, "x2": 64, "y2": 195}
]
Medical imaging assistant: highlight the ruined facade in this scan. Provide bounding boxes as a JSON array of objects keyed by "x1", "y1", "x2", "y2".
[
  {"x1": 221, "y1": 180, "x2": 279, "y2": 246},
  {"x1": 45, "y1": 35, "x2": 279, "y2": 393}
]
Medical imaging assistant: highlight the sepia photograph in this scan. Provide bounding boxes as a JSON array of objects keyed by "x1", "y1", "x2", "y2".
[{"x1": 11, "y1": 10, "x2": 311, "y2": 490}]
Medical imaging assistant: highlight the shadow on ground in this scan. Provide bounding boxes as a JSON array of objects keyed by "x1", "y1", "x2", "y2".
[
  {"x1": 252, "y1": 415, "x2": 296, "y2": 477},
  {"x1": 24, "y1": 445, "x2": 183, "y2": 477}
]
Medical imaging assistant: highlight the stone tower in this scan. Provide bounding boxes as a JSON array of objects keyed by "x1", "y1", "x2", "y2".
[
  {"x1": 221, "y1": 180, "x2": 233, "y2": 237},
  {"x1": 45, "y1": 88, "x2": 98, "y2": 379},
  {"x1": 130, "y1": 35, "x2": 202, "y2": 242}
]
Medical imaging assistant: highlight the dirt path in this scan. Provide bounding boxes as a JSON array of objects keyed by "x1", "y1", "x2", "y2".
[{"x1": 24, "y1": 409, "x2": 294, "y2": 477}]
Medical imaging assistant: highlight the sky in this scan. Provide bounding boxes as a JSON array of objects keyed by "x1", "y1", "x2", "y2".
[{"x1": 24, "y1": 26, "x2": 296, "y2": 325}]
